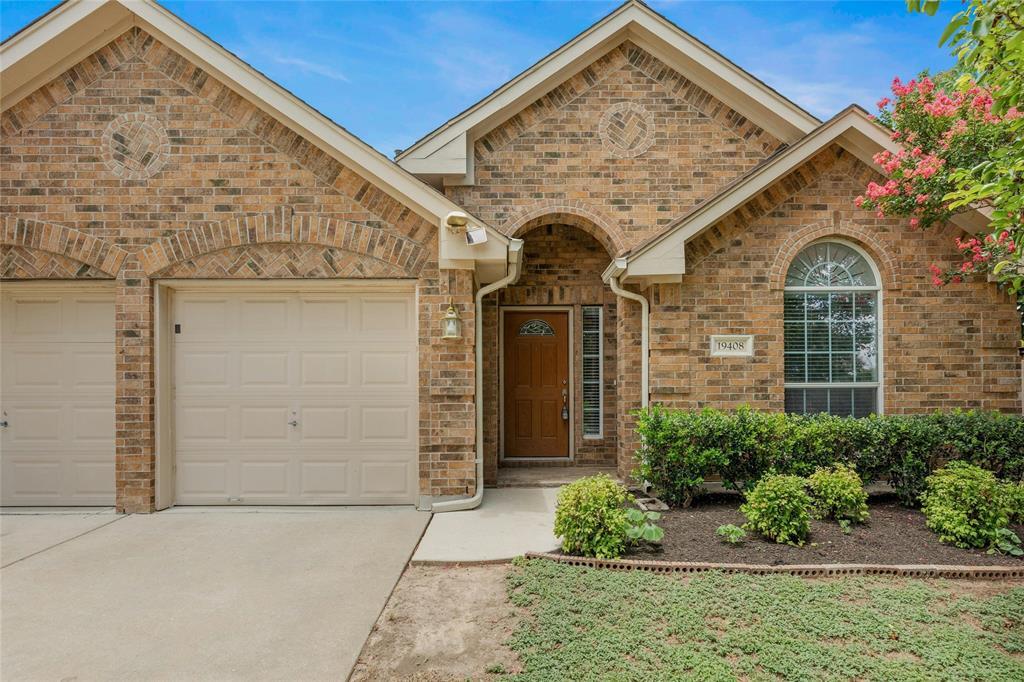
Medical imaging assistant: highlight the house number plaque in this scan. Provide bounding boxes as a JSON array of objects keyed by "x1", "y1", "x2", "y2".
[{"x1": 710, "y1": 335, "x2": 753, "y2": 357}]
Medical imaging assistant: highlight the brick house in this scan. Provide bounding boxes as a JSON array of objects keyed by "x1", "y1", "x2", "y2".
[{"x1": 1, "y1": 0, "x2": 1019, "y2": 513}]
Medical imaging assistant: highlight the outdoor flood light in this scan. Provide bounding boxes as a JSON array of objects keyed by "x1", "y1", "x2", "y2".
[{"x1": 441, "y1": 298, "x2": 462, "y2": 339}]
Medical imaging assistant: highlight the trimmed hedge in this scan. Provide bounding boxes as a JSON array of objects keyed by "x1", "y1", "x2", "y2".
[{"x1": 634, "y1": 406, "x2": 1024, "y2": 508}]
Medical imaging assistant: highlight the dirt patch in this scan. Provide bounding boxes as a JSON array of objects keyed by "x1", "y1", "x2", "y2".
[
  {"x1": 350, "y1": 564, "x2": 519, "y2": 681},
  {"x1": 629, "y1": 494, "x2": 1024, "y2": 566}
]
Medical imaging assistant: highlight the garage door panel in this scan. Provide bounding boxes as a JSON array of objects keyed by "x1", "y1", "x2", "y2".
[
  {"x1": 176, "y1": 351, "x2": 230, "y2": 388},
  {"x1": 360, "y1": 297, "x2": 413, "y2": 333},
  {"x1": 239, "y1": 352, "x2": 290, "y2": 386},
  {"x1": 360, "y1": 406, "x2": 414, "y2": 443},
  {"x1": 299, "y1": 406, "x2": 350, "y2": 442},
  {"x1": 239, "y1": 407, "x2": 291, "y2": 441},
  {"x1": 359, "y1": 460, "x2": 414, "y2": 498},
  {"x1": 239, "y1": 461, "x2": 290, "y2": 497},
  {"x1": 299, "y1": 299, "x2": 349, "y2": 333},
  {"x1": 301, "y1": 352, "x2": 349, "y2": 386},
  {"x1": 173, "y1": 289, "x2": 417, "y2": 505},
  {"x1": 11, "y1": 298, "x2": 62, "y2": 335},
  {"x1": 72, "y1": 351, "x2": 116, "y2": 388},
  {"x1": 12, "y1": 351, "x2": 63, "y2": 387},
  {"x1": 1, "y1": 287, "x2": 115, "y2": 506},
  {"x1": 240, "y1": 298, "x2": 289, "y2": 333}
]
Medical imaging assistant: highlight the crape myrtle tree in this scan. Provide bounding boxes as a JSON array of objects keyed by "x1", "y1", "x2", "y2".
[{"x1": 855, "y1": 0, "x2": 1023, "y2": 314}]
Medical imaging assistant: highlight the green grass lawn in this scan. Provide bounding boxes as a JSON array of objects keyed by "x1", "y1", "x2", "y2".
[{"x1": 504, "y1": 559, "x2": 1024, "y2": 681}]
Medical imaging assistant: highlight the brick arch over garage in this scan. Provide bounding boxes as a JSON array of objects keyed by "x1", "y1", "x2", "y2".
[
  {"x1": 501, "y1": 201, "x2": 625, "y2": 257},
  {"x1": 768, "y1": 220, "x2": 902, "y2": 291},
  {"x1": 1, "y1": 217, "x2": 129, "y2": 277},
  {"x1": 138, "y1": 206, "x2": 427, "y2": 277}
]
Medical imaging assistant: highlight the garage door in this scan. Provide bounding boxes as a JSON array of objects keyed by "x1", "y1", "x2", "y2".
[
  {"x1": 0, "y1": 286, "x2": 116, "y2": 506},
  {"x1": 172, "y1": 289, "x2": 418, "y2": 505}
]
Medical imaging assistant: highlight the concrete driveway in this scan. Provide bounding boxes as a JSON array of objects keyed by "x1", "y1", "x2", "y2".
[{"x1": 1, "y1": 507, "x2": 428, "y2": 681}]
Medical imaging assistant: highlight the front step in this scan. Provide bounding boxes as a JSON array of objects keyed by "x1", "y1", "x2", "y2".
[{"x1": 492, "y1": 465, "x2": 620, "y2": 488}]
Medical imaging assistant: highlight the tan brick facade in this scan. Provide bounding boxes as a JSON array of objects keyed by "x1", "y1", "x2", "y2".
[
  {"x1": 3, "y1": 15, "x2": 1020, "y2": 507},
  {"x1": 446, "y1": 43, "x2": 1022, "y2": 479},
  {"x1": 0, "y1": 28, "x2": 475, "y2": 511}
]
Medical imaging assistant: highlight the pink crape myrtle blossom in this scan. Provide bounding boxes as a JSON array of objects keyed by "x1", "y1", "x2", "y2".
[{"x1": 856, "y1": 72, "x2": 1023, "y2": 289}]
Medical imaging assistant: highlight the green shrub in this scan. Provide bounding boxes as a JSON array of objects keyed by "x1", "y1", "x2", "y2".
[
  {"x1": 920, "y1": 462, "x2": 1017, "y2": 551},
  {"x1": 740, "y1": 474, "x2": 812, "y2": 546},
  {"x1": 808, "y1": 464, "x2": 869, "y2": 524},
  {"x1": 1005, "y1": 482, "x2": 1024, "y2": 525},
  {"x1": 554, "y1": 474, "x2": 632, "y2": 559},
  {"x1": 716, "y1": 524, "x2": 747, "y2": 544},
  {"x1": 633, "y1": 407, "x2": 1023, "y2": 508}
]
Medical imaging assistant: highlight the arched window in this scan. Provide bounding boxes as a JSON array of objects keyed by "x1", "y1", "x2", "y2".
[{"x1": 784, "y1": 240, "x2": 881, "y2": 416}]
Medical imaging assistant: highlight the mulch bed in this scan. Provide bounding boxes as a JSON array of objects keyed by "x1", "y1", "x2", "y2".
[{"x1": 628, "y1": 493, "x2": 1024, "y2": 567}]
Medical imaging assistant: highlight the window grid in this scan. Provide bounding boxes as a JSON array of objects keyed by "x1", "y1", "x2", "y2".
[
  {"x1": 582, "y1": 306, "x2": 602, "y2": 438},
  {"x1": 783, "y1": 241, "x2": 880, "y2": 418}
]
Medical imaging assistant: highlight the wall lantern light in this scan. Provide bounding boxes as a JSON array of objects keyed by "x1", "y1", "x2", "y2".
[{"x1": 441, "y1": 298, "x2": 462, "y2": 339}]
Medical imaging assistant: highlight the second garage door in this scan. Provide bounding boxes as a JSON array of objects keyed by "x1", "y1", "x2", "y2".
[{"x1": 172, "y1": 288, "x2": 418, "y2": 505}]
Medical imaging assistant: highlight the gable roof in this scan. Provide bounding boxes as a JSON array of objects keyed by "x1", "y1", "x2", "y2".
[
  {"x1": 1, "y1": 0, "x2": 518, "y2": 278},
  {"x1": 396, "y1": 0, "x2": 820, "y2": 184},
  {"x1": 612, "y1": 106, "x2": 989, "y2": 283}
]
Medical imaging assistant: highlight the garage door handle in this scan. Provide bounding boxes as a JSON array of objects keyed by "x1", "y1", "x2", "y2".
[{"x1": 288, "y1": 420, "x2": 298, "y2": 427}]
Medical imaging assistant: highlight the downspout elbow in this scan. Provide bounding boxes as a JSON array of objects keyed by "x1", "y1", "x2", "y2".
[{"x1": 604, "y1": 260, "x2": 649, "y2": 409}]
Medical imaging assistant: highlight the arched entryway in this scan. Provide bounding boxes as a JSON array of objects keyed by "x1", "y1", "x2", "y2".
[{"x1": 481, "y1": 221, "x2": 619, "y2": 484}]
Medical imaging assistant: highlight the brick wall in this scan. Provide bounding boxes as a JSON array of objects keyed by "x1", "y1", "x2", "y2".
[
  {"x1": 481, "y1": 224, "x2": 618, "y2": 480},
  {"x1": 0, "y1": 29, "x2": 472, "y2": 510},
  {"x1": 447, "y1": 41, "x2": 782, "y2": 251},
  {"x1": 648, "y1": 147, "x2": 1022, "y2": 415}
]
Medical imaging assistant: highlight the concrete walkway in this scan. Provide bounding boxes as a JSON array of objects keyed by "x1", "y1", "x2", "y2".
[
  {"x1": 412, "y1": 488, "x2": 561, "y2": 563},
  {"x1": 1, "y1": 507, "x2": 428, "y2": 681}
]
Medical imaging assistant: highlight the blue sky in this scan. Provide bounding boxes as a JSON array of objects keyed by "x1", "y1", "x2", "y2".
[{"x1": 1, "y1": 1, "x2": 957, "y2": 156}]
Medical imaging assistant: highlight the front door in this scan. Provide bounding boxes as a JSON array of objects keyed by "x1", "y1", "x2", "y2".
[{"x1": 503, "y1": 310, "x2": 570, "y2": 458}]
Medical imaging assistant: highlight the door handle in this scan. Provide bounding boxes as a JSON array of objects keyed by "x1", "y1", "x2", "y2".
[
  {"x1": 288, "y1": 420, "x2": 298, "y2": 427},
  {"x1": 0, "y1": 420, "x2": 7, "y2": 428}
]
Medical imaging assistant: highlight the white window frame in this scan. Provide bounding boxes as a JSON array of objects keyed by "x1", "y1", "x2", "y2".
[
  {"x1": 783, "y1": 239, "x2": 884, "y2": 416},
  {"x1": 581, "y1": 305, "x2": 603, "y2": 439}
]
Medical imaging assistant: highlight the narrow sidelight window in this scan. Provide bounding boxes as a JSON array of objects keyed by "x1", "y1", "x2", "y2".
[
  {"x1": 582, "y1": 306, "x2": 603, "y2": 438},
  {"x1": 783, "y1": 240, "x2": 881, "y2": 417}
]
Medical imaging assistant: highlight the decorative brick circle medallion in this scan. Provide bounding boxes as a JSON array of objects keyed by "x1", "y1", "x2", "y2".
[
  {"x1": 598, "y1": 102, "x2": 655, "y2": 158},
  {"x1": 101, "y1": 113, "x2": 170, "y2": 180}
]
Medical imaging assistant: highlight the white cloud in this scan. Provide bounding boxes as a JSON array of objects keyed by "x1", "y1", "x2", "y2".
[{"x1": 269, "y1": 55, "x2": 349, "y2": 83}]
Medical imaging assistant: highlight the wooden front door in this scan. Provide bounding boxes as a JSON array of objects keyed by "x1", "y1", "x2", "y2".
[{"x1": 503, "y1": 310, "x2": 570, "y2": 458}]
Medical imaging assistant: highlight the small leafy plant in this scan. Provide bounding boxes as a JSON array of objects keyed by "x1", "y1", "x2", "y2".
[
  {"x1": 988, "y1": 528, "x2": 1024, "y2": 557},
  {"x1": 920, "y1": 462, "x2": 1016, "y2": 552},
  {"x1": 740, "y1": 474, "x2": 812, "y2": 546},
  {"x1": 716, "y1": 524, "x2": 747, "y2": 544},
  {"x1": 807, "y1": 463, "x2": 870, "y2": 525},
  {"x1": 553, "y1": 474, "x2": 632, "y2": 559},
  {"x1": 625, "y1": 508, "x2": 665, "y2": 545}
]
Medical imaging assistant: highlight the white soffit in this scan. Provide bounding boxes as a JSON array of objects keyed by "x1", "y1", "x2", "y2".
[
  {"x1": 1, "y1": 0, "x2": 514, "y2": 279},
  {"x1": 396, "y1": 0, "x2": 820, "y2": 183},
  {"x1": 621, "y1": 106, "x2": 989, "y2": 281}
]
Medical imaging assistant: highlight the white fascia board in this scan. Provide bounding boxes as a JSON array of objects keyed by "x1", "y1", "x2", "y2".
[
  {"x1": 621, "y1": 108, "x2": 992, "y2": 280},
  {"x1": 397, "y1": 2, "x2": 818, "y2": 179},
  {"x1": 622, "y1": 110, "x2": 887, "y2": 279},
  {"x1": 123, "y1": 0, "x2": 486, "y2": 230},
  {"x1": 3, "y1": 0, "x2": 511, "y2": 273},
  {"x1": 0, "y1": 1, "x2": 134, "y2": 110}
]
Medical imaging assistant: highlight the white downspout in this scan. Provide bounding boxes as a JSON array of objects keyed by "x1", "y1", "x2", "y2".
[
  {"x1": 604, "y1": 258, "x2": 649, "y2": 408},
  {"x1": 432, "y1": 238, "x2": 524, "y2": 512}
]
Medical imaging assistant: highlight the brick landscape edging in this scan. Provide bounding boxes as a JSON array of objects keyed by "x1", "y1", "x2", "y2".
[{"x1": 524, "y1": 552, "x2": 1024, "y2": 580}]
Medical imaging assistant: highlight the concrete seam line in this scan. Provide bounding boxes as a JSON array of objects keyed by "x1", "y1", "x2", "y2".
[
  {"x1": 346, "y1": 516, "x2": 433, "y2": 682},
  {"x1": 0, "y1": 515, "x2": 126, "y2": 569},
  {"x1": 523, "y1": 552, "x2": 1024, "y2": 581}
]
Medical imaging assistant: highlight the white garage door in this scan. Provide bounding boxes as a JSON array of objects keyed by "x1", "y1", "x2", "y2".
[
  {"x1": 172, "y1": 288, "x2": 418, "y2": 505},
  {"x1": 0, "y1": 286, "x2": 116, "y2": 506}
]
